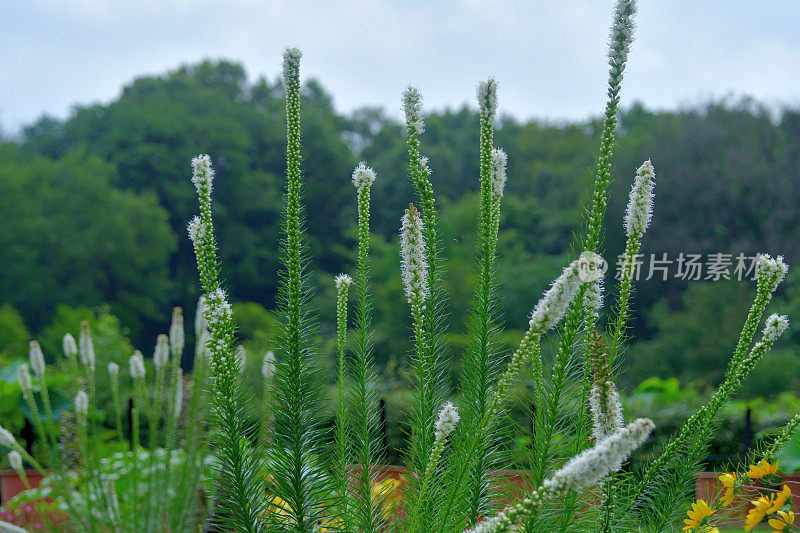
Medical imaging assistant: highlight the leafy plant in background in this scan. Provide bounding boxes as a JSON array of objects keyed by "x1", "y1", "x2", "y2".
[{"x1": 0, "y1": 308, "x2": 211, "y2": 532}]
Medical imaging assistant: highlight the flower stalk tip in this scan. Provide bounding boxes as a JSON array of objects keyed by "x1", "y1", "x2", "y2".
[{"x1": 29, "y1": 341, "x2": 45, "y2": 378}]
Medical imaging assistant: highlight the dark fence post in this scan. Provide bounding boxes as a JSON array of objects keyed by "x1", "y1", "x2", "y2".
[
  {"x1": 742, "y1": 407, "x2": 753, "y2": 458},
  {"x1": 379, "y1": 398, "x2": 388, "y2": 451}
]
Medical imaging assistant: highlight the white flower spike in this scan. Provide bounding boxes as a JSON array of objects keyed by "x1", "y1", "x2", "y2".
[
  {"x1": 490, "y1": 148, "x2": 508, "y2": 198},
  {"x1": 756, "y1": 254, "x2": 789, "y2": 286},
  {"x1": 0, "y1": 424, "x2": 17, "y2": 448},
  {"x1": 63, "y1": 333, "x2": 78, "y2": 358},
  {"x1": 190, "y1": 154, "x2": 214, "y2": 194},
  {"x1": 351, "y1": 163, "x2": 377, "y2": 193},
  {"x1": 477, "y1": 78, "x2": 498, "y2": 123},
  {"x1": 17, "y1": 364, "x2": 32, "y2": 393},
  {"x1": 334, "y1": 274, "x2": 353, "y2": 291},
  {"x1": 154, "y1": 334, "x2": 170, "y2": 368},
  {"x1": 763, "y1": 314, "x2": 789, "y2": 344},
  {"x1": 170, "y1": 307, "x2": 185, "y2": 355},
  {"x1": 434, "y1": 402, "x2": 460, "y2": 441},
  {"x1": 402, "y1": 86, "x2": 425, "y2": 135},
  {"x1": 79, "y1": 322, "x2": 95, "y2": 370},
  {"x1": 129, "y1": 351, "x2": 146, "y2": 379},
  {"x1": 29, "y1": 341, "x2": 45, "y2": 378},
  {"x1": 75, "y1": 390, "x2": 89, "y2": 415},
  {"x1": 529, "y1": 260, "x2": 586, "y2": 333},
  {"x1": 400, "y1": 205, "x2": 428, "y2": 305},
  {"x1": 624, "y1": 160, "x2": 656, "y2": 237},
  {"x1": 262, "y1": 351, "x2": 276, "y2": 380},
  {"x1": 8, "y1": 450, "x2": 23, "y2": 473}
]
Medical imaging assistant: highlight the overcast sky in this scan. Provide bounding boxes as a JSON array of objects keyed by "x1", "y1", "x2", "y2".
[{"x1": 2, "y1": 0, "x2": 799, "y2": 135}]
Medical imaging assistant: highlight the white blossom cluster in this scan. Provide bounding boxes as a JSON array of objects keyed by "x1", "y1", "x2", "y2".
[
  {"x1": 262, "y1": 351, "x2": 276, "y2": 380},
  {"x1": 206, "y1": 288, "x2": 233, "y2": 326},
  {"x1": 334, "y1": 273, "x2": 353, "y2": 291},
  {"x1": 29, "y1": 341, "x2": 45, "y2": 378},
  {"x1": 467, "y1": 420, "x2": 655, "y2": 533},
  {"x1": 282, "y1": 47, "x2": 302, "y2": 81},
  {"x1": 351, "y1": 163, "x2": 376, "y2": 193},
  {"x1": 608, "y1": 0, "x2": 637, "y2": 70},
  {"x1": 74, "y1": 390, "x2": 89, "y2": 416},
  {"x1": 623, "y1": 159, "x2": 655, "y2": 238},
  {"x1": 129, "y1": 351, "x2": 146, "y2": 379},
  {"x1": 154, "y1": 334, "x2": 170, "y2": 368},
  {"x1": 418, "y1": 156, "x2": 432, "y2": 178},
  {"x1": 190, "y1": 154, "x2": 214, "y2": 194},
  {"x1": 400, "y1": 206, "x2": 428, "y2": 305},
  {"x1": 8, "y1": 450, "x2": 23, "y2": 473},
  {"x1": 434, "y1": 402, "x2": 460, "y2": 442},
  {"x1": 547, "y1": 417, "x2": 653, "y2": 493},
  {"x1": 490, "y1": 148, "x2": 508, "y2": 198},
  {"x1": 0, "y1": 424, "x2": 17, "y2": 448},
  {"x1": 187, "y1": 216, "x2": 205, "y2": 246},
  {"x1": 195, "y1": 296, "x2": 208, "y2": 336},
  {"x1": 174, "y1": 369, "x2": 183, "y2": 418},
  {"x1": 756, "y1": 254, "x2": 789, "y2": 286},
  {"x1": 170, "y1": 307, "x2": 185, "y2": 355},
  {"x1": 589, "y1": 381, "x2": 624, "y2": 442},
  {"x1": 402, "y1": 86, "x2": 425, "y2": 135},
  {"x1": 107, "y1": 362, "x2": 119, "y2": 379},
  {"x1": 464, "y1": 416, "x2": 650, "y2": 533},
  {"x1": 763, "y1": 313, "x2": 790, "y2": 343},
  {"x1": 477, "y1": 78, "x2": 498, "y2": 123},
  {"x1": 529, "y1": 260, "x2": 585, "y2": 332},
  {"x1": 63, "y1": 333, "x2": 78, "y2": 358},
  {"x1": 79, "y1": 323, "x2": 95, "y2": 370},
  {"x1": 197, "y1": 330, "x2": 211, "y2": 361},
  {"x1": 17, "y1": 364, "x2": 31, "y2": 394}
]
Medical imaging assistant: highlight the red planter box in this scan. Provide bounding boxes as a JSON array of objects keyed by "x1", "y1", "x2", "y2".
[{"x1": 0, "y1": 470, "x2": 45, "y2": 505}]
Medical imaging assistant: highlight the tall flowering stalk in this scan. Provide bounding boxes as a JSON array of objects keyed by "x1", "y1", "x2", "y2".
[
  {"x1": 401, "y1": 88, "x2": 452, "y2": 526},
  {"x1": 626, "y1": 256, "x2": 790, "y2": 528},
  {"x1": 333, "y1": 273, "x2": 354, "y2": 531},
  {"x1": 520, "y1": 5, "x2": 638, "y2": 529},
  {"x1": 347, "y1": 162, "x2": 385, "y2": 531},
  {"x1": 449, "y1": 78, "x2": 508, "y2": 526},
  {"x1": 607, "y1": 159, "x2": 656, "y2": 365},
  {"x1": 267, "y1": 47, "x2": 331, "y2": 530},
  {"x1": 187, "y1": 154, "x2": 265, "y2": 532}
]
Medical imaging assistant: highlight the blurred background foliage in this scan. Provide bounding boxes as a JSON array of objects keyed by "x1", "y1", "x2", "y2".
[{"x1": 1, "y1": 60, "x2": 799, "y2": 464}]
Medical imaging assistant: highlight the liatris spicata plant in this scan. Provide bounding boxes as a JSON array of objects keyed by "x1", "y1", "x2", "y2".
[
  {"x1": 179, "y1": 1, "x2": 796, "y2": 530},
  {"x1": 3, "y1": 307, "x2": 211, "y2": 533},
  {"x1": 5, "y1": 0, "x2": 796, "y2": 531}
]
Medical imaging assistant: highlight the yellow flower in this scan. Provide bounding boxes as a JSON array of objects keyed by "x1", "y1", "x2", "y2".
[
  {"x1": 718, "y1": 472, "x2": 736, "y2": 489},
  {"x1": 683, "y1": 499, "x2": 716, "y2": 531},
  {"x1": 747, "y1": 459, "x2": 780, "y2": 479},
  {"x1": 767, "y1": 484, "x2": 793, "y2": 514},
  {"x1": 745, "y1": 496, "x2": 772, "y2": 531},
  {"x1": 718, "y1": 473, "x2": 737, "y2": 507},
  {"x1": 267, "y1": 495, "x2": 293, "y2": 520},
  {"x1": 370, "y1": 477, "x2": 403, "y2": 520},
  {"x1": 768, "y1": 510, "x2": 795, "y2": 532}
]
